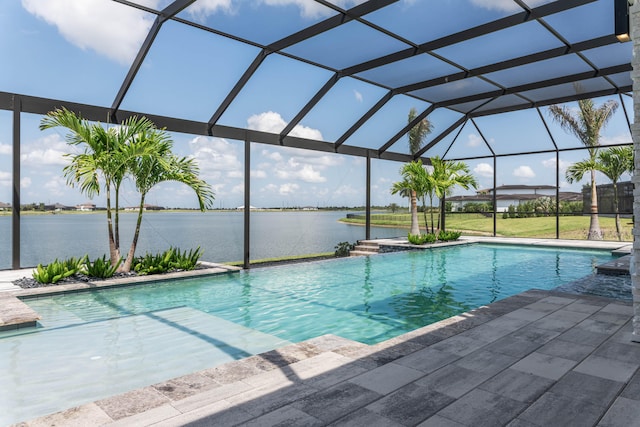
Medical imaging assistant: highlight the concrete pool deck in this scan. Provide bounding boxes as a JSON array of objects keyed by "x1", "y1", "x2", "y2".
[
  {"x1": 12, "y1": 290, "x2": 639, "y2": 427},
  {"x1": 1, "y1": 237, "x2": 638, "y2": 426}
]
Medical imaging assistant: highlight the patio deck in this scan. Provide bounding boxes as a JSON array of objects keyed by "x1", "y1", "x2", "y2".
[{"x1": 10, "y1": 290, "x2": 638, "y2": 427}]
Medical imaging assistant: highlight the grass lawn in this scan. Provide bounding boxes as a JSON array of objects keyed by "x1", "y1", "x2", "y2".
[{"x1": 341, "y1": 213, "x2": 633, "y2": 242}]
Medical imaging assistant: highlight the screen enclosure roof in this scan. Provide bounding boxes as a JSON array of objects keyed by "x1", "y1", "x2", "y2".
[{"x1": 0, "y1": 0, "x2": 632, "y2": 163}]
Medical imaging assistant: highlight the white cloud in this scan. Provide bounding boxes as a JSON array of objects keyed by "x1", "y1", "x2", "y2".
[
  {"x1": 261, "y1": 0, "x2": 363, "y2": 19},
  {"x1": 470, "y1": 0, "x2": 546, "y2": 12},
  {"x1": 354, "y1": 90, "x2": 363, "y2": 103},
  {"x1": 289, "y1": 123, "x2": 323, "y2": 140},
  {"x1": 259, "y1": 146, "x2": 343, "y2": 184},
  {"x1": 262, "y1": 183, "x2": 278, "y2": 193},
  {"x1": 467, "y1": 133, "x2": 483, "y2": 147},
  {"x1": 542, "y1": 157, "x2": 570, "y2": 171},
  {"x1": 601, "y1": 134, "x2": 632, "y2": 146},
  {"x1": 21, "y1": 177, "x2": 32, "y2": 188},
  {"x1": 22, "y1": 0, "x2": 155, "y2": 65},
  {"x1": 276, "y1": 163, "x2": 326, "y2": 183},
  {"x1": 262, "y1": 149, "x2": 283, "y2": 162},
  {"x1": 279, "y1": 183, "x2": 299, "y2": 195},
  {"x1": 0, "y1": 144, "x2": 10, "y2": 155},
  {"x1": 0, "y1": 171, "x2": 10, "y2": 187},
  {"x1": 230, "y1": 184, "x2": 244, "y2": 194},
  {"x1": 513, "y1": 165, "x2": 535, "y2": 179},
  {"x1": 43, "y1": 176, "x2": 67, "y2": 196},
  {"x1": 251, "y1": 170, "x2": 267, "y2": 178},
  {"x1": 20, "y1": 134, "x2": 69, "y2": 166},
  {"x1": 185, "y1": 0, "x2": 234, "y2": 21},
  {"x1": 333, "y1": 184, "x2": 357, "y2": 196},
  {"x1": 247, "y1": 111, "x2": 323, "y2": 140},
  {"x1": 248, "y1": 111, "x2": 287, "y2": 133},
  {"x1": 189, "y1": 136, "x2": 242, "y2": 180},
  {"x1": 474, "y1": 163, "x2": 493, "y2": 178}
]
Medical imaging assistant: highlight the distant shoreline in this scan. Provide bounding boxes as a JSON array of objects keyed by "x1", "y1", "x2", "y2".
[{"x1": 0, "y1": 208, "x2": 386, "y2": 216}]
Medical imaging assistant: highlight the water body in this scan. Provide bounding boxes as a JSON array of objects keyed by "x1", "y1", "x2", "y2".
[{"x1": 0, "y1": 211, "x2": 406, "y2": 269}]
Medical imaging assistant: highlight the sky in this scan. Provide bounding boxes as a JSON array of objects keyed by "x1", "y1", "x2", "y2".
[{"x1": 0, "y1": 0, "x2": 633, "y2": 209}]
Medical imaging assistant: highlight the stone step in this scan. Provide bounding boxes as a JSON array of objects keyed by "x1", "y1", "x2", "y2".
[
  {"x1": 349, "y1": 250, "x2": 378, "y2": 257},
  {"x1": 350, "y1": 241, "x2": 380, "y2": 257},
  {"x1": 353, "y1": 245, "x2": 379, "y2": 252}
]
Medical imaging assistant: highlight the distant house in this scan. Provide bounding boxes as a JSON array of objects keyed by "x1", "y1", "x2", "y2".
[
  {"x1": 47, "y1": 203, "x2": 74, "y2": 212},
  {"x1": 123, "y1": 204, "x2": 165, "y2": 211},
  {"x1": 76, "y1": 203, "x2": 96, "y2": 211},
  {"x1": 301, "y1": 206, "x2": 318, "y2": 211},
  {"x1": 236, "y1": 205, "x2": 258, "y2": 210},
  {"x1": 448, "y1": 185, "x2": 581, "y2": 212},
  {"x1": 582, "y1": 181, "x2": 633, "y2": 215},
  {"x1": 0, "y1": 202, "x2": 10, "y2": 211}
]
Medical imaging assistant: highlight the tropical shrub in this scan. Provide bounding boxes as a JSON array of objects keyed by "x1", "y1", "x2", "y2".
[
  {"x1": 171, "y1": 247, "x2": 203, "y2": 271},
  {"x1": 438, "y1": 230, "x2": 462, "y2": 241},
  {"x1": 335, "y1": 241, "x2": 355, "y2": 257},
  {"x1": 83, "y1": 255, "x2": 122, "y2": 279},
  {"x1": 133, "y1": 247, "x2": 202, "y2": 275},
  {"x1": 33, "y1": 256, "x2": 86, "y2": 284},
  {"x1": 408, "y1": 233, "x2": 437, "y2": 245}
]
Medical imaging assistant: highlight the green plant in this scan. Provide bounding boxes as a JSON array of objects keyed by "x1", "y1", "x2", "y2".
[
  {"x1": 335, "y1": 241, "x2": 355, "y2": 257},
  {"x1": 438, "y1": 230, "x2": 462, "y2": 241},
  {"x1": 32, "y1": 256, "x2": 85, "y2": 284},
  {"x1": 171, "y1": 247, "x2": 203, "y2": 270},
  {"x1": 133, "y1": 246, "x2": 202, "y2": 275},
  {"x1": 83, "y1": 255, "x2": 122, "y2": 279},
  {"x1": 407, "y1": 233, "x2": 436, "y2": 245}
]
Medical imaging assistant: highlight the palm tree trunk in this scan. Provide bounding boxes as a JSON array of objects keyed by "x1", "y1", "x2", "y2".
[
  {"x1": 121, "y1": 196, "x2": 146, "y2": 272},
  {"x1": 114, "y1": 182, "x2": 121, "y2": 251},
  {"x1": 421, "y1": 197, "x2": 429, "y2": 234},
  {"x1": 410, "y1": 190, "x2": 420, "y2": 235},
  {"x1": 429, "y1": 197, "x2": 435, "y2": 234},
  {"x1": 105, "y1": 185, "x2": 121, "y2": 266},
  {"x1": 613, "y1": 182, "x2": 621, "y2": 241},
  {"x1": 588, "y1": 170, "x2": 603, "y2": 240}
]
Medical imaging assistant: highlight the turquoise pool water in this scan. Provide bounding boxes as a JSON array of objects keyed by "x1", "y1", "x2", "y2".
[{"x1": 0, "y1": 244, "x2": 613, "y2": 425}]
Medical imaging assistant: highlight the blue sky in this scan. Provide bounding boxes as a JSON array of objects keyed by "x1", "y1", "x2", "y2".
[{"x1": 0, "y1": 0, "x2": 633, "y2": 209}]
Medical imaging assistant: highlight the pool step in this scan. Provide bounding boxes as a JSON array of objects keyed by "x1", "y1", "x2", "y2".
[
  {"x1": 596, "y1": 254, "x2": 630, "y2": 276},
  {"x1": 0, "y1": 295, "x2": 40, "y2": 331},
  {"x1": 350, "y1": 241, "x2": 380, "y2": 257}
]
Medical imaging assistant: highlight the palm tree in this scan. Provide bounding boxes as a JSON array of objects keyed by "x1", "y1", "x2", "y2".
[
  {"x1": 408, "y1": 107, "x2": 433, "y2": 156},
  {"x1": 548, "y1": 98, "x2": 619, "y2": 240},
  {"x1": 405, "y1": 108, "x2": 433, "y2": 234},
  {"x1": 40, "y1": 108, "x2": 157, "y2": 266},
  {"x1": 121, "y1": 128, "x2": 214, "y2": 272},
  {"x1": 430, "y1": 156, "x2": 478, "y2": 232},
  {"x1": 391, "y1": 161, "x2": 429, "y2": 235},
  {"x1": 596, "y1": 146, "x2": 633, "y2": 240}
]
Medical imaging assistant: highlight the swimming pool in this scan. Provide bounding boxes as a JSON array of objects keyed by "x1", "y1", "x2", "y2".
[{"x1": 0, "y1": 243, "x2": 613, "y2": 424}]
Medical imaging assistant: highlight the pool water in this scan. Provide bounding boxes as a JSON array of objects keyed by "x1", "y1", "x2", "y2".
[{"x1": 0, "y1": 244, "x2": 612, "y2": 425}]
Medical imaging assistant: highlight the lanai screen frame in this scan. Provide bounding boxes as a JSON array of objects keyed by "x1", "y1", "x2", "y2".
[{"x1": 0, "y1": 0, "x2": 634, "y2": 269}]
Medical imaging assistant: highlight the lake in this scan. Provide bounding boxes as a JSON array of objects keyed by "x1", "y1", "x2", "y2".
[{"x1": 0, "y1": 211, "x2": 407, "y2": 269}]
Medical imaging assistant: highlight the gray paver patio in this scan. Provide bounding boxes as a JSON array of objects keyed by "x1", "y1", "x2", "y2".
[{"x1": 12, "y1": 287, "x2": 638, "y2": 427}]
